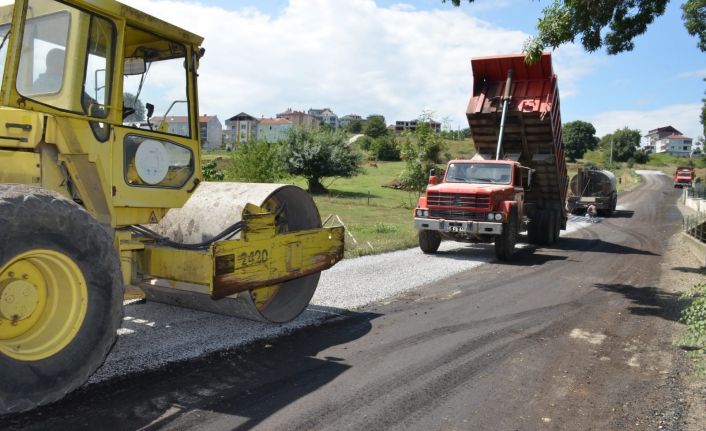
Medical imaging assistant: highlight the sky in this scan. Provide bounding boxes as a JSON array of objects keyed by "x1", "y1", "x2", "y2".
[{"x1": 120, "y1": 0, "x2": 705, "y2": 142}]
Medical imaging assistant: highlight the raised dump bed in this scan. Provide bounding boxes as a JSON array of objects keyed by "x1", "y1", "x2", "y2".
[{"x1": 466, "y1": 53, "x2": 568, "y2": 218}]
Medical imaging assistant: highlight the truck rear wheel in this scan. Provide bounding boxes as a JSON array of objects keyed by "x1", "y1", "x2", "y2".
[
  {"x1": 529, "y1": 210, "x2": 553, "y2": 245},
  {"x1": 419, "y1": 230, "x2": 441, "y2": 254},
  {"x1": 0, "y1": 185, "x2": 123, "y2": 414},
  {"x1": 552, "y1": 210, "x2": 561, "y2": 242},
  {"x1": 495, "y1": 210, "x2": 517, "y2": 261}
]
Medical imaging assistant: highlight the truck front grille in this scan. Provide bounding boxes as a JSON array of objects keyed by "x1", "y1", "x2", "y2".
[
  {"x1": 427, "y1": 192, "x2": 491, "y2": 209},
  {"x1": 429, "y1": 210, "x2": 486, "y2": 221}
]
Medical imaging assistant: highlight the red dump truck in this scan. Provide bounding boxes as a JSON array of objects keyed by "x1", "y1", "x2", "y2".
[
  {"x1": 414, "y1": 53, "x2": 568, "y2": 260},
  {"x1": 673, "y1": 167, "x2": 694, "y2": 188}
]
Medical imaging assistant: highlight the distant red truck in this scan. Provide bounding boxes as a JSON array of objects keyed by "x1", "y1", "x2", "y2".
[{"x1": 673, "y1": 167, "x2": 694, "y2": 188}]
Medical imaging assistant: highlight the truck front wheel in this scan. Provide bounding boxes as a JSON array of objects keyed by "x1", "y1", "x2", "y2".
[
  {"x1": 495, "y1": 211, "x2": 517, "y2": 261},
  {"x1": 419, "y1": 230, "x2": 441, "y2": 254}
]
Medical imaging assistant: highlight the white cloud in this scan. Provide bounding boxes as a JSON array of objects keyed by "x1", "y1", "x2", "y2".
[
  {"x1": 121, "y1": 0, "x2": 581, "y2": 129},
  {"x1": 586, "y1": 103, "x2": 703, "y2": 141},
  {"x1": 677, "y1": 68, "x2": 706, "y2": 79}
]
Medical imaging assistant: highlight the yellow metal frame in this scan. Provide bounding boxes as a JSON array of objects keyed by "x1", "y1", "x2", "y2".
[
  {"x1": 140, "y1": 204, "x2": 345, "y2": 299},
  {"x1": 0, "y1": 1, "x2": 346, "y2": 309}
]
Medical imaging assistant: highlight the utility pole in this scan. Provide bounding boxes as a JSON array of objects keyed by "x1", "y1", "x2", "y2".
[{"x1": 610, "y1": 137, "x2": 613, "y2": 165}]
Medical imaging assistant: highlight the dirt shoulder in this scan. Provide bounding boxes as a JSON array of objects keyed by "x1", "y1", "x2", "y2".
[{"x1": 659, "y1": 201, "x2": 706, "y2": 430}]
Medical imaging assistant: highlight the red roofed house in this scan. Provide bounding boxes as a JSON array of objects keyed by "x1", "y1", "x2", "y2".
[
  {"x1": 644, "y1": 126, "x2": 692, "y2": 157},
  {"x1": 257, "y1": 117, "x2": 293, "y2": 143},
  {"x1": 276, "y1": 108, "x2": 319, "y2": 130}
]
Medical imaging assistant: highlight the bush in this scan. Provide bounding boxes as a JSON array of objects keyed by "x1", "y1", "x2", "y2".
[
  {"x1": 633, "y1": 149, "x2": 650, "y2": 164},
  {"x1": 676, "y1": 283, "x2": 706, "y2": 374},
  {"x1": 202, "y1": 159, "x2": 225, "y2": 181},
  {"x1": 370, "y1": 136, "x2": 401, "y2": 161},
  {"x1": 357, "y1": 135, "x2": 373, "y2": 151},
  {"x1": 399, "y1": 121, "x2": 444, "y2": 192},
  {"x1": 226, "y1": 140, "x2": 285, "y2": 183}
]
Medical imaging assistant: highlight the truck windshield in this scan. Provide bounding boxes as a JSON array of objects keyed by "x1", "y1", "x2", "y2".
[{"x1": 445, "y1": 162, "x2": 512, "y2": 184}]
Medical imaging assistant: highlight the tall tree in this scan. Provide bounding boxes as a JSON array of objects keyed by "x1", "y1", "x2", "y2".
[
  {"x1": 281, "y1": 128, "x2": 362, "y2": 194},
  {"x1": 346, "y1": 118, "x2": 363, "y2": 134},
  {"x1": 399, "y1": 118, "x2": 445, "y2": 192},
  {"x1": 364, "y1": 115, "x2": 388, "y2": 139},
  {"x1": 123, "y1": 92, "x2": 146, "y2": 123},
  {"x1": 600, "y1": 127, "x2": 641, "y2": 163},
  {"x1": 563, "y1": 120, "x2": 599, "y2": 161}
]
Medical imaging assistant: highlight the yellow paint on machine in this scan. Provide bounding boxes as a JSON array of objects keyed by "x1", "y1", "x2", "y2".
[{"x1": 141, "y1": 225, "x2": 345, "y2": 299}]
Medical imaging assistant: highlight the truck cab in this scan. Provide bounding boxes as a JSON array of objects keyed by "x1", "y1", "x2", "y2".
[
  {"x1": 415, "y1": 159, "x2": 526, "y2": 237},
  {"x1": 674, "y1": 167, "x2": 694, "y2": 188}
]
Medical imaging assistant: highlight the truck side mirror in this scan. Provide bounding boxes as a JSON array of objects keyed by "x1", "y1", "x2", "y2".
[
  {"x1": 428, "y1": 168, "x2": 438, "y2": 185},
  {"x1": 145, "y1": 103, "x2": 154, "y2": 119}
]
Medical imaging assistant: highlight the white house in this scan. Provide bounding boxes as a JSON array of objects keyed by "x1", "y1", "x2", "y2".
[
  {"x1": 257, "y1": 118, "x2": 292, "y2": 143},
  {"x1": 656, "y1": 134, "x2": 693, "y2": 157}
]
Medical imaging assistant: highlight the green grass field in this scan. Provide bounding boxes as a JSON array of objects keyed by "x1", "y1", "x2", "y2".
[{"x1": 290, "y1": 161, "x2": 421, "y2": 258}]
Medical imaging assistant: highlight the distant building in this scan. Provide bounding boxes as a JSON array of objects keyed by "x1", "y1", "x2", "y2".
[
  {"x1": 340, "y1": 114, "x2": 362, "y2": 128},
  {"x1": 153, "y1": 114, "x2": 223, "y2": 149},
  {"x1": 224, "y1": 112, "x2": 258, "y2": 149},
  {"x1": 198, "y1": 115, "x2": 223, "y2": 150},
  {"x1": 308, "y1": 108, "x2": 339, "y2": 128},
  {"x1": 644, "y1": 126, "x2": 682, "y2": 149},
  {"x1": 394, "y1": 119, "x2": 441, "y2": 134},
  {"x1": 257, "y1": 117, "x2": 293, "y2": 143},
  {"x1": 657, "y1": 134, "x2": 693, "y2": 157},
  {"x1": 277, "y1": 108, "x2": 319, "y2": 129},
  {"x1": 644, "y1": 126, "x2": 692, "y2": 157}
]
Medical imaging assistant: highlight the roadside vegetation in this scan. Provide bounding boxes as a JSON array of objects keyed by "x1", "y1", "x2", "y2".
[{"x1": 677, "y1": 282, "x2": 706, "y2": 375}]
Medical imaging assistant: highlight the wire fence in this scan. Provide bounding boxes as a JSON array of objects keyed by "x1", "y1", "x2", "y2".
[
  {"x1": 684, "y1": 213, "x2": 706, "y2": 243},
  {"x1": 685, "y1": 186, "x2": 706, "y2": 200}
]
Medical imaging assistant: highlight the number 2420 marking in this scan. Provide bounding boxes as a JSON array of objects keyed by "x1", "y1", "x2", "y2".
[{"x1": 239, "y1": 249, "x2": 268, "y2": 268}]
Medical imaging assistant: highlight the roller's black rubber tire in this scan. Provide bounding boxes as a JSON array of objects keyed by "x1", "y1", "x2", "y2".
[
  {"x1": 0, "y1": 185, "x2": 123, "y2": 414},
  {"x1": 419, "y1": 230, "x2": 441, "y2": 254}
]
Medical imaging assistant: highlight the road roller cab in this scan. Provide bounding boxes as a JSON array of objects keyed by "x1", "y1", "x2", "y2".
[{"x1": 0, "y1": 0, "x2": 344, "y2": 414}]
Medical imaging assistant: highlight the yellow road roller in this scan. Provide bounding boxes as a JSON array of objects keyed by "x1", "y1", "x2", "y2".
[{"x1": 0, "y1": 0, "x2": 344, "y2": 413}]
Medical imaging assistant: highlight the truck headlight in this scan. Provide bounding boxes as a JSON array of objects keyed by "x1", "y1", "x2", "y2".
[
  {"x1": 487, "y1": 213, "x2": 494, "y2": 221},
  {"x1": 416, "y1": 209, "x2": 428, "y2": 217},
  {"x1": 494, "y1": 213, "x2": 502, "y2": 221}
]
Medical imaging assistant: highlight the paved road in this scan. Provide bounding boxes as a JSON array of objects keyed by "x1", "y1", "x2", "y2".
[{"x1": 1, "y1": 171, "x2": 690, "y2": 430}]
